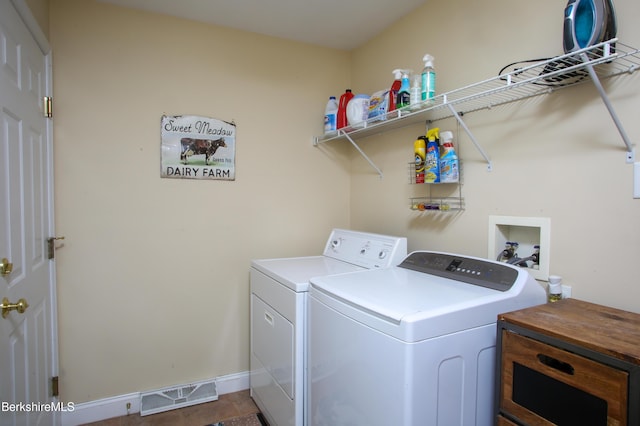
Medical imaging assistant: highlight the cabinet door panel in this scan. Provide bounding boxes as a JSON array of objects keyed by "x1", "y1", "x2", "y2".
[{"x1": 500, "y1": 330, "x2": 628, "y2": 426}]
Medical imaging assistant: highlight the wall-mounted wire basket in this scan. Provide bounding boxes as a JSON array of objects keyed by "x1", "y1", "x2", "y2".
[{"x1": 408, "y1": 162, "x2": 464, "y2": 212}]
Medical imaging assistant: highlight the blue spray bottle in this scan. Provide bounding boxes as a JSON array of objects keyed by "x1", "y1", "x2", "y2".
[
  {"x1": 425, "y1": 128, "x2": 440, "y2": 183},
  {"x1": 395, "y1": 69, "x2": 411, "y2": 109},
  {"x1": 439, "y1": 131, "x2": 459, "y2": 183}
]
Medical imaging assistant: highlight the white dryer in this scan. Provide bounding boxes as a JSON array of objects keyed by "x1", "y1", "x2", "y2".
[
  {"x1": 250, "y1": 229, "x2": 407, "y2": 426},
  {"x1": 308, "y1": 251, "x2": 547, "y2": 426}
]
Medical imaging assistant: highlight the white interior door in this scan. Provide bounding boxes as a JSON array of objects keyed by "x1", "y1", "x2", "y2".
[{"x1": 0, "y1": 1, "x2": 58, "y2": 425}]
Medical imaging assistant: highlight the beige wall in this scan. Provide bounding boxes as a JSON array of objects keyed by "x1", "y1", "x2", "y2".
[
  {"x1": 349, "y1": 0, "x2": 640, "y2": 312},
  {"x1": 25, "y1": 0, "x2": 49, "y2": 36},
  {"x1": 50, "y1": 0, "x2": 351, "y2": 403},
  {"x1": 44, "y1": 0, "x2": 640, "y2": 406}
]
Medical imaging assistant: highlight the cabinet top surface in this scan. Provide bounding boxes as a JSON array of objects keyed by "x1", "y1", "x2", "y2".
[{"x1": 499, "y1": 298, "x2": 640, "y2": 365}]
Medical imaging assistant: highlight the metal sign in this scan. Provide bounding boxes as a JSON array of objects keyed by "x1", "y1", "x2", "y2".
[{"x1": 161, "y1": 115, "x2": 236, "y2": 180}]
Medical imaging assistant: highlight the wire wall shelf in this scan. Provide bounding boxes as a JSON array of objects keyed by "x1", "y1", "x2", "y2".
[{"x1": 314, "y1": 39, "x2": 640, "y2": 177}]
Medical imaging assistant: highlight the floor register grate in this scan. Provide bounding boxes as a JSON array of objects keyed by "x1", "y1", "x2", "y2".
[{"x1": 140, "y1": 379, "x2": 218, "y2": 416}]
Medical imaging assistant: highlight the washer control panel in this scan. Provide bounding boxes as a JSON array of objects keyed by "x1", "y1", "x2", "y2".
[
  {"x1": 323, "y1": 229, "x2": 407, "y2": 269},
  {"x1": 399, "y1": 251, "x2": 520, "y2": 291}
]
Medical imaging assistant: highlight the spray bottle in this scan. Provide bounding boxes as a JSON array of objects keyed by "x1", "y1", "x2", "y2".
[
  {"x1": 439, "y1": 130, "x2": 459, "y2": 182},
  {"x1": 410, "y1": 74, "x2": 421, "y2": 110},
  {"x1": 388, "y1": 70, "x2": 403, "y2": 113},
  {"x1": 421, "y1": 54, "x2": 436, "y2": 101},
  {"x1": 425, "y1": 127, "x2": 440, "y2": 183},
  {"x1": 395, "y1": 69, "x2": 411, "y2": 109}
]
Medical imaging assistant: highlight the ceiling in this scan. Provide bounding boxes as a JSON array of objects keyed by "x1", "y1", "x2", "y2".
[{"x1": 98, "y1": 0, "x2": 428, "y2": 50}]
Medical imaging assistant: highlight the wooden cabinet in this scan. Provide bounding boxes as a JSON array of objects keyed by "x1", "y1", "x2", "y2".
[
  {"x1": 495, "y1": 299, "x2": 640, "y2": 425},
  {"x1": 497, "y1": 415, "x2": 520, "y2": 426}
]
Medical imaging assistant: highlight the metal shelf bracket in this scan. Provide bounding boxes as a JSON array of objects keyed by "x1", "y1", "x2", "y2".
[
  {"x1": 315, "y1": 130, "x2": 384, "y2": 178},
  {"x1": 445, "y1": 100, "x2": 493, "y2": 172},
  {"x1": 341, "y1": 130, "x2": 383, "y2": 178},
  {"x1": 580, "y1": 50, "x2": 635, "y2": 163}
]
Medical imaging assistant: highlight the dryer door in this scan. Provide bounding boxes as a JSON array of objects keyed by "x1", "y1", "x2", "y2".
[{"x1": 251, "y1": 294, "x2": 294, "y2": 398}]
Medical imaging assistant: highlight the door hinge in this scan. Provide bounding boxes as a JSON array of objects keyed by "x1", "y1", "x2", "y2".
[
  {"x1": 43, "y1": 96, "x2": 52, "y2": 118},
  {"x1": 51, "y1": 376, "x2": 59, "y2": 397},
  {"x1": 47, "y1": 236, "x2": 65, "y2": 260}
]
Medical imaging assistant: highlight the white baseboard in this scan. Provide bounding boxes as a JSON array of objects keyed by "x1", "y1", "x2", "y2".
[
  {"x1": 210, "y1": 371, "x2": 250, "y2": 395},
  {"x1": 60, "y1": 392, "x2": 140, "y2": 426},
  {"x1": 61, "y1": 371, "x2": 250, "y2": 426}
]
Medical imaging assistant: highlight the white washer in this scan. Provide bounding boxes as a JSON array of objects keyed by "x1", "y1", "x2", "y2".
[
  {"x1": 308, "y1": 251, "x2": 547, "y2": 426},
  {"x1": 250, "y1": 229, "x2": 407, "y2": 426}
]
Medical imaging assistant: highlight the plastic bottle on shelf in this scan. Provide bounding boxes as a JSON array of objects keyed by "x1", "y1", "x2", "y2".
[
  {"x1": 425, "y1": 127, "x2": 440, "y2": 183},
  {"x1": 439, "y1": 131, "x2": 459, "y2": 183},
  {"x1": 337, "y1": 89, "x2": 354, "y2": 130},
  {"x1": 548, "y1": 275, "x2": 563, "y2": 302},
  {"x1": 388, "y1": 70, "x2": 402, "y2": 113},
  {"x1": 414, "y1": 136, "x2": 427, "y2": 183},
  {"x1": 346, "y1": 94, "x2": 370, "y2": 128},
  {"x1": 421, "y1": 54, "x2": 436, "y2": 101},
  {"x1": 324, "y1": 96, "x2": 338, "y2": 134},
  {"x1": 368, "y1": 90, "x2": 389, "y2": 122},
  {"x1": 395, "y1": 70, "x2": 411, "y2": 109},
  {"x1": 410, "y1": 74, "x2": 421, "y2": 110}
]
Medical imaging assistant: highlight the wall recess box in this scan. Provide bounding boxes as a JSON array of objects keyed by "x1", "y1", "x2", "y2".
[{"x1": 488, "y1": 215, "x2": 551, "y2": 281}]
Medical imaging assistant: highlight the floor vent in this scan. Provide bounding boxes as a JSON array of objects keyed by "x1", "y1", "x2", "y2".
[{"x1": 140, "y1": 379, "x2": 218, "y2": 416}]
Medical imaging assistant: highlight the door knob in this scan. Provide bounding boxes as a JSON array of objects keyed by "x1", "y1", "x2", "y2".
[
  {"x1": 1, "y1": 297, "x2": 29, "y2": 318},
  {"x1": 0, "y1": 258, "x2": 12, "y2": 276}
]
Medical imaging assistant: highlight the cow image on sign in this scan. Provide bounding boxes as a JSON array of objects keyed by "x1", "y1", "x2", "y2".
[
  {"x1": 161, "y1": 115, "x2": 236, "y2": 180},
  {"x1": 180, "y1": 137, "x2": 227, "y2": 165}
]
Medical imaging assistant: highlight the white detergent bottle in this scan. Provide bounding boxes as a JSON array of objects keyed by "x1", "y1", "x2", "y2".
[
  {"x1": 421, "y1": 54, "x2": 436, "y2": 101},
  {"x1": 324, "y1": 96, "x2": 338, "y2": 134}
]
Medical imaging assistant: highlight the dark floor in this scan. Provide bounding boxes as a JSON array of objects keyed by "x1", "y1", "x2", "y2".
[{"x1": 82, "y1": 390, "x2": 260, "y2": 426}]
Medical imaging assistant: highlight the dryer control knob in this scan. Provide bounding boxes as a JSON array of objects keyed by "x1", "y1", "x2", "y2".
[{"x1": 379, "y1": 250, "x2": 388, "y2": 259}]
